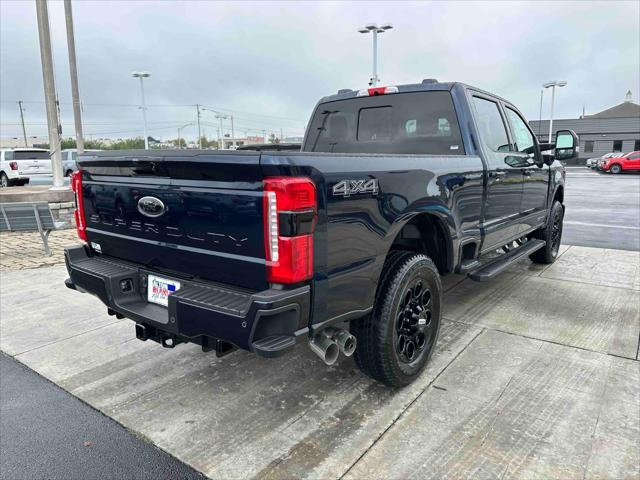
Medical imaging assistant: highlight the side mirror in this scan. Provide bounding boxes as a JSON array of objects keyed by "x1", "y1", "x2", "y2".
[{"x1": 554, "y1": 130, "x2": 579, "y2": 161}]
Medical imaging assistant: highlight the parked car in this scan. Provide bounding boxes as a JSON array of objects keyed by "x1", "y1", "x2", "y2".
[
  {"x1": 593, "y1": 152, "x2": 623, "y2": 170},
  {"x1": 62, "y1": 149, "x2": 101, "y2": 177},
  {"x1": 587, "y1": 152, "x2": 618, "y2": 169},
  {"x1": 64, "y1": 80, "x2": 577, "y2": 387},
  {"x1": 602, "y1": 151, "x2": 640, "y2": 174},
  {"x1": 0, "y1": 148, "x2": 52, "y2": 187},
  {"x1": 586, "y1": 152, "x2": 615, "y2": 168}
]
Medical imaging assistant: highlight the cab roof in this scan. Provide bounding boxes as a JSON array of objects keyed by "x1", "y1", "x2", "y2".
[{"x1": 318, "y1": 80, "x2": 513, "y2": 106}]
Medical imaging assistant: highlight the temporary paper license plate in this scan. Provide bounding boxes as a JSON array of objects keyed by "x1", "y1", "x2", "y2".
[{"x1": 147, "y1": 275, "x2": 181, "y2": 307}]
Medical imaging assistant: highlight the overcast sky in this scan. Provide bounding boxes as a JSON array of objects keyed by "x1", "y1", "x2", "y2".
[{"x1": 1, "y1": 0, "x2": 638, "y2": 142}]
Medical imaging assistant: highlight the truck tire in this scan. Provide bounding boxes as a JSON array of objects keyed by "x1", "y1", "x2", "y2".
[
  {"x1": 529, "y1": 200, "x2": 564, "y2": 264},
  {"x1": 610, "y1": 164, "x2": 622, "y2": 174},
  {"x1": 351, "y1": 251, "x2": 441, "y2": 387}
]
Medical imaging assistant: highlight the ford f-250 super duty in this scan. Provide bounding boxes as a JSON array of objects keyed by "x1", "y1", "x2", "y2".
[{"x1": 64, "y1": 80, "x2": 577, "y2": 387}]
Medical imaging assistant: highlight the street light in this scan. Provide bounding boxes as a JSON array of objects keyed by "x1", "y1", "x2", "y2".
[
  {"x1": 543, "y1": 80, "x2": 567, "y2": 143},
  {"x1": 215, "y1": 113, "x2": 229, "y2": 150},
  {"x1": 358, "y1": 23, "x2": 393, "y2": 87},
  {"x1": 177, "y1": 122, "x2": 192, "y2": 150},
  {"x1": 131, "y1": 71, "x2": 151, "y2": 149}
]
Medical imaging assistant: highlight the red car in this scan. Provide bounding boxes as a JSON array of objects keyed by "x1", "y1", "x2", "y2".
[{"x1": 603, "y1": 151, "x2": 640, "y2": 174}]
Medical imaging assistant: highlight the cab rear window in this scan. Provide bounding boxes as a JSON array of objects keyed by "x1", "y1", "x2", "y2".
[{"x1": 305, "y1": 91, "x2": 464, "y2": 155}]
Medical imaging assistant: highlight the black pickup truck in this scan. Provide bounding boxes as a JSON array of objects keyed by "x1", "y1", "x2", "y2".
[{"x1": 64, "y1": 80, "x2": 577, "y2": 387}]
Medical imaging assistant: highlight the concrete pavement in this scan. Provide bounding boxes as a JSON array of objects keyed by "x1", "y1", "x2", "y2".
[{"x1": 1, "y1": 245, "x2": 638, "y2": 479}]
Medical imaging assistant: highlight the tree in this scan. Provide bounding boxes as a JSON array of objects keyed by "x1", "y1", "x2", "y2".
[
  {"x1": 41, "y1": 138, "x2": 105, "y2": 150},
  {"x1": 198, "y1": 136, "x2": 219, "y2": 149},
  {"x1": 109, "y1": 137, "x2": 145, "y2": 150},
  {"x1": 268, "y1": 133, "x2": 280, "y2": 144},
  {"x1": 170, "y1": 138, "x2": 186, "y2": 148}
]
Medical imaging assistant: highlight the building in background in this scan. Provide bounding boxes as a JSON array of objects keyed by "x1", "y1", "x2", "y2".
[
  {"x1": 220, "y1": 135, "x2": 265, "y2": 149},
  {"x1": 0, "y1": 136, "x2": 49, "y2": 148},
  {"x1": 530, "y1": 91, "x2": 640, "y2": 164}
]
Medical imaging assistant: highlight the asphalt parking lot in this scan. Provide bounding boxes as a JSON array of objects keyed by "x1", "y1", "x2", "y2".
[
  {"x1": 563, "y1": 168, "x2": 640, "y2": 251},
  {"x1": 0, "y1": 169, "x2": 638, "y2": 480}
]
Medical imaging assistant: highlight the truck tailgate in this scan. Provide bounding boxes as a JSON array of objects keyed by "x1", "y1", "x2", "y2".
[{"x1": 78, "y1": 151, "x2": 267, "y2": 291}]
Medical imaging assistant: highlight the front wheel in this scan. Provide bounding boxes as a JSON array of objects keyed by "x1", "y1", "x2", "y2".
[
  {"x1": 529, "y1": 200, "x2": 564, "y2": 264},
  {"x1": 0, "y1": 172, "x2": 9, "y2": 188},
  {"x1": 351, "y1": 251, "x2": 442, "y2": 387},
  {"x1": 610, "y1": 164, "x2": 622, "y2": 174}
]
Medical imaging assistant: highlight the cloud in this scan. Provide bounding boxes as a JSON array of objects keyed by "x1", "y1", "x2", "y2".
[{"x1": 1, "y1": 0, "x2": 638, "y2": 141}]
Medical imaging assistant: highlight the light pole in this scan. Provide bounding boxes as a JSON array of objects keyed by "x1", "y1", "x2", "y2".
[
  {"x1": 177, "y1": 122, "x2": 192, "y2": 149},
  {"x1": 215, "y1": 113, "x2": 229, "y2": 150},
  {"x1": 543, "y1": 80, "x2": 567, "y2": 143},
  {"x1": 358, "y1": 23, "x2": 393, "y2": 87},
  {"x1": 132, "y1": 71, "x2": 150, "y2": 149},
  {"x1": 538, "y1": 89, "x2": 544, "y2": 138}
]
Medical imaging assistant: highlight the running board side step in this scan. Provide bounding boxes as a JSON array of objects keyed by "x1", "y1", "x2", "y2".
[{"x1": 468, "y1": 240, "x2": 546, "y2": 282}]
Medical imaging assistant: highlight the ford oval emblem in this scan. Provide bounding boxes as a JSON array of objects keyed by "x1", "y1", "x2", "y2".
[{"x1": 137, "y1": 196, "x2": 166, "y2": 218}]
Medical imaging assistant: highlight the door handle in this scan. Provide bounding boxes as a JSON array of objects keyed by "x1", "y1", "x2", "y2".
[{"x1": 489, "y1": 171, "x2": 506, "y2": 179}]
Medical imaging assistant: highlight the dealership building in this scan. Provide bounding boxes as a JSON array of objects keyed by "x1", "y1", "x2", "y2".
[{"x1": 530, "y1": 91, "x2": 640, "y2": 164}]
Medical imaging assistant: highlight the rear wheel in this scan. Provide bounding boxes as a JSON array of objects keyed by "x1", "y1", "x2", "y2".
[
  {"x1": 351, "y1": 251, "x2": 441, "y2": 387},
  {"x1": 0, "y1": 172, "x2": 9, "y2": 188},
  {"x1": 529, "y1": 200, "x2": 564, "y2": 264},
  {"x1": 610, "y1": 164, "x2": 622, "y2": 174}
]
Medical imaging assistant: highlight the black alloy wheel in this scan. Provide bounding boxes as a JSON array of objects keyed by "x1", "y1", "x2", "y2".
[{"x1": 395, "y1": 279, "x2": 436, "y2": 365}]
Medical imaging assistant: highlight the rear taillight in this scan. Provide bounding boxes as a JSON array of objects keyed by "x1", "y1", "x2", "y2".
[
  {"x1": 263, "y1": 177, "x2": 317, "y2": 284},
  {"x1": 9, "y1": 162, "x2": 17, "y2": 171},
  {"x1": 71, "y1": 170, "x2": 87, "y2": 242}
]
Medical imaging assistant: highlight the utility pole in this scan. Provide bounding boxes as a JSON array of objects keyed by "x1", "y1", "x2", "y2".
[
  {"x1": 35, "y1": 0, "x2": 64, "y2": 189},
  {"x1": 280, "y1": 128, "x2": 283, "y2": 142},
  {"x1": 196, "y1": 104, "x2": 202, "y2": 149},
  {"x1": 17, "y1": 101, "x2": 28, "y2": 147},
  {"x1": 262, "y1": 129, "x2": 266, "y2": 144},
  {"x1": 64, "y1": 0, "x2": 84, "y2": 153}
]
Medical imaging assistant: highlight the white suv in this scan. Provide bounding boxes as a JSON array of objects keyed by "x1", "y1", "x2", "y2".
[
  {"x1": 62, "y1": 149, "x2": 101, "y2": 177},
  {"x1": 0, "y1": 148, "x2": 52, "y2": 187}
]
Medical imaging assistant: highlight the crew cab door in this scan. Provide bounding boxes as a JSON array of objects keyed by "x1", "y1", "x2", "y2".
[
  {"x1": 470, "y1": 95, "x2": 524, "y2": 250},
  {"x1": 503, "y1": 105, "x2": 549, "y2": 230}
]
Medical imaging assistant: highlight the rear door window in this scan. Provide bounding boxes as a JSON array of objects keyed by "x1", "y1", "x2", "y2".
[
  {"x1": 13, "y1": 151, "x2": 49, "y2": 160},
  {"x1": 306, "y1": 91, "x2": 465, "y2": 155}
]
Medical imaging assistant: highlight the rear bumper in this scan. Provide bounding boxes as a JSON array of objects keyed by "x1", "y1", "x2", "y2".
[{"x1": 64, "y1": 245, "x2": 310, "y2": 358}]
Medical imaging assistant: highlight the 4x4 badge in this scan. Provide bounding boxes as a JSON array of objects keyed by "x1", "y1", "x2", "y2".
[{"x1": 332, "y1": 179, "x2": 379, "y2": 197}]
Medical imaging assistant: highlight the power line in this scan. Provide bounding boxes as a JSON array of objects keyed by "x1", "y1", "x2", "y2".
[{"x1": 1, "y1": 99, "x2": 307, "y2": 122}]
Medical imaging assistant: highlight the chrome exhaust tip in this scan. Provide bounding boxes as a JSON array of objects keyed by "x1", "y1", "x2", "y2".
[
  {"x1": 309, "y1": 333, "x2": 340, "y2": 365},
  {"x1": 323, "y1": 328, "x2": 357, "y2": 357}
]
